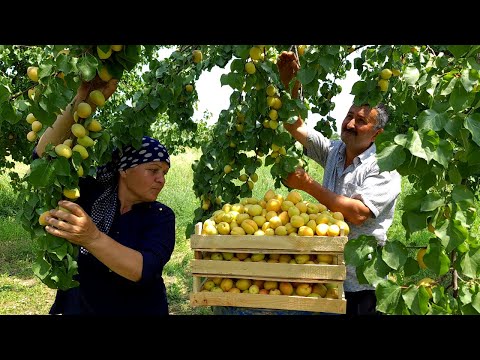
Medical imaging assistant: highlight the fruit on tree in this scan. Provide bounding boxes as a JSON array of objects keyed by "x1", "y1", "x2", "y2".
[
  {"x1": 111, "y1": 45, "x2": 123, "y2": 52},
  {"x1": 377, "y1": 79, "x2": 389, "y2": 92},
  {"x1": 76, "y1": 102, "x2": 92, "y2": 118},
  {"x1": 97, "y1": 46, "x2": 112, "y2": 60},
  {"x1": 55, "y1": 144, "x2": 73, "y2": 158},
  {"x1": 192, "y1": 50, "x2": 203, "y2": 63},
  {"x1": 72, "y1": 144, "x2": 89, "y2": 159},
  {"x1": 63, "y1": 188, "x2": 80, "y2": 200},
  {"x1": 249, "y1": 46, "x2": 263, "y2": 61},
  {"x1": 31, "y1": 120, "x2": 42, "y2": 132},
  {"x1": 266, "y1": 84, "x2": 276, "y2": 97},
  {"x1": 38, "y1": 210, "x2": 51, "y2": 226},
  {"x1": 392, "y1": 69, "x2": 401, "y2": 76},
  {"x1": 87, "y1": 119, "x2": 102, "y2": 132},
  {"x1": 298, "y1": 45, "x2": 306, "y2": 56},
  {"x1": 27, "y1": 131, "x2": 37, "y2": 142},
  {"x1": 98, "y1": 66, "x2": 113, "y2": 82},
  {"x1": 245, "y1": 62, "x2": 256, "y2": 75},
  {"x1": 27, "y1": 66, "x2": 39, "y2": 82},
  {"x1": 88, "y1": 90, "x2": 106, "y2": 107},
  {"x1": 380, "y1": 68, "x2": 393, "y2": 80},
  {"x1": 417, "y1": 247, "x2": 427, "y2": 269},
  {"x1": 77, "y1": 135, "x2": 94, "y2": 147},
  {"x1": 71, "y1": 123, "x2": 87, "y2": 138},
  {"x1": 185, "y1": 84, "x2": 194, "y2": 92}
]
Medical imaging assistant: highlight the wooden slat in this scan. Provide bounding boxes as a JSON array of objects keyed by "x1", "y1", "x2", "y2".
[
  {"x1": 190, "y1": 292, "x2": 346, "y2": 314},
  {"x1": 190, "y1": 259, "x2": 346, "y2": 281},
  {"x1": 190, "y1": 234, "x2": 347, "y2": 252}
]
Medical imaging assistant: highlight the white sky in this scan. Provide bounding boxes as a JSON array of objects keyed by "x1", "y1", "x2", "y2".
[{"x1": 157, "y1": 48, "x2": 361, "y2": 134}]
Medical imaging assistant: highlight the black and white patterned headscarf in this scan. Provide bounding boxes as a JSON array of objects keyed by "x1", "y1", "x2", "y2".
[{"x1": 90, "y1": 136, "x2": 170, "y2": 235}]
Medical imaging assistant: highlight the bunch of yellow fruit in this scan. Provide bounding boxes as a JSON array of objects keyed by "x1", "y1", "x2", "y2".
[
  {"x1": 201, "y1": 189, "x2": 349, "y2": 237},
  {"x1": 377, "y1": 67, "x2": 401, "y2": 92},
  {"x1": 200, "y1": 276, "x2": 339, "y2": 299},
  {"x1": 202, "y1": 251, "x2": 336, "y2": 265}
]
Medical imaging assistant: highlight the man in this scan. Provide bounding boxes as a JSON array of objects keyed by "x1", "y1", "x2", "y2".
[{"x1": 277, "y1": 51, "x2": 402, "y2": 315}]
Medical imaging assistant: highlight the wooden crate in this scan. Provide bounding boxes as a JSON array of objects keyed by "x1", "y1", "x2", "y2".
[{"x1": 189, "y1": 222, "x2": 348, "y2": 314}]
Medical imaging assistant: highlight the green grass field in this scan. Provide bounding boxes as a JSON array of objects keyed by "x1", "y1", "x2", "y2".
[{"x1": 0, "y1": 149, "x2": 473, "y2": 314}]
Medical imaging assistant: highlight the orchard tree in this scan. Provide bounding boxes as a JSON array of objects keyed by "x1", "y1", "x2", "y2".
[{"x1": 0, "y1": 44, "x2": 478, "y2": 314}]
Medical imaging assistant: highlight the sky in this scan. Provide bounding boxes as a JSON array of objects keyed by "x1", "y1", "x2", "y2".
[{"x1": 157, "y1": 48, "x2": 361, "y2": 134}]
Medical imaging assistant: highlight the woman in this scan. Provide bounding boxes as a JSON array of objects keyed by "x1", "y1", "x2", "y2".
[{"x1": 36, "y1": 77, "x2": 175, "y2": 315}]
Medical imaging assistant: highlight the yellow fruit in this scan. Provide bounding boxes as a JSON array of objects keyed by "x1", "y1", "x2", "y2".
[
  {"x1": 97, "y1": 46, "x2": 112, "y2": 60},
  {"x1": 236, "y1": 279, "x2": 252, "y2": 291},
  {"x1": 111, "y1": 45, "x2": 123, "y2": 52},
  {"x1": 185, "y1": 84, "x2": 194, "y2": 92},
  {"x1": 98, "y1": 66, "x2": 113, "y2": 82},
  {"x1": 224, "y1": 164, "x2": 232, "y2": 174},
  {"x1": 26, "y1": 131, "x2": 37, "y2": 142},
  {"x1": 31, "y1": 120, "x2": 42, "y2": 132},
  {"x1": 279, "y1": 282, "x2": 294, "y2": 295},
  {"x1": 268, "y1": 109, "x2": 278, "y2": 121},
  {"x1": 63, "y1": 188, "x2": 80, "y2": 200},
  {"x1": 298, "y1": 45, "x2": 306, "y2": 56},
  {"x1": 76, "y1": 102, "x2": 92, "y2": 118},
  {"x1": 312, "y1": 283, "x2": 327, "y2": 297},
  {"x1": 250, "y1": 173, "x2": 258, "y2": 183},
  {"x1": 266, "y1": 84, "x2": 276, "y2": 97},
  {"x1": 271, "y1": 97, "x2": 282, "y2": 110},
  {"x1": 296, "y1": 283, "x2": 312, "y2": 297},
  {"x1": 77, "y1": 165, "x2": 84, "y2": 177},
  {"x1": 38, "y1": 210, "x2": 51, "y2": 226},
  {"x1": 317, "y1": 254, "x2": 334, "y2": 264},
  {"x1": 87, "y1": 119, "x2": 102, "y2": 132},
  {"x1": 380, "y1": 68, "x2": 393, "y2": 80},
  {"x1": 27, "y1": 66, "x2": 39, "y2": 82},
  {"x1": 77, "y1": 135, "x2": 94, "y2": 147},
  {"x1": 392, "y1": 69, "x2": 401, "y2": 77},
  {"x1": 417, "y1": 248, "x2": 428, "y2": 269},
  {"x1": 417, "y1": 277, "x2": 435, "y2": 298},
  {"x1": 377, "y1": 79, "x2": 389, "y2": 92},
  {"x1": 245, "y1": 62, "x2": 256, "y2": 75},
  {"x1": 220, "y1": 278, "x2": 234, "y2": 292},
  {"x1": 238, "y1": 174, "x2": 248, "y2": 182},
  {"x1": 28, "y1": 88, "x2": 35, "y2": 100},
  {"x1": 192, "y1": 50, "x2": 203, "y2": 64},
  {"x1": 71, "y1": 123, "x2": 86, "y2": 138},
  {"x1": 63, "y1": 139, "x2": 73, "y2": 148},
  {"x1": 72, "y1": 144, "x2": 89, "y2": 159},
  {"x1": 88, "y1": 90, "x2": 106, "y2": 107},
  {"x1": 298, "y1": 225, "x2": 314, "y2": 236},
  {"x1": 26, "y1": 113, "x2": 37, "y2": 124},
  {"x1": 249, "y1": 46, "x2": 263, "y2": 61},
  {"x1": 55, "y1": 144, "x2": 73, "y2": 158},
  {"x1": 327, "y1": 224, "x2": 340, "y2": 236}
]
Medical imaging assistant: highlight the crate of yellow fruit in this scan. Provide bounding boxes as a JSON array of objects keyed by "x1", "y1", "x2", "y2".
[{"x1": 189, "y1": 189, "x2": 349, "y2": 314}]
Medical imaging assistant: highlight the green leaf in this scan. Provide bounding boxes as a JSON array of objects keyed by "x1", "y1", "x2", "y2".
[
  {"x1": 460, "y1": 68, "x2": 476, "y2": 92},
  {"x1": 447, "y1": 45, "x2": 470, "y2": 58},
  {"x1": 296, "y1": 67, "x2": 316, "y2": 85},
  {"x1": 53, "y1": 156, "x2": 71, "y2": 177},
  {"x1": 440, "y1": 77, "x2": 458, "y2": 96},
  {"x1": 404, "y1": 66, "x2": 420, "y2": 86},
  {"x1": 464, "y1": 113, "x2": 480, "y2": 147},
  {"x1": 0, "y1": 84, "x2": 10, "y2": 103},
  {"x1": 404, "y1": 257, "x2": 420, "y2": 276},
  {"x1": 450, "y1": 85, "x2": 473, "y2": 112},
  {"x1": 417, "y1": 109, "x2": 448, "y2": 132},
  {"x1": 32, "y1": 252, "x2": 52, "y2": 281},
  {"x1": 382, "y1": 241, "x2": 408, "y2": 270},
  {"x1": 375, "y1": 280, "x2": 403, "y2": 314},
  {"x1": 344, "y1": 235, "x2": 377, "y2": 267},
  {"x1": 404, "y1": 128, "x2": 428, "y2": 161},
  {"x1": 460, "y1": 247, "x2": 480, "y2": 279},
  {"x1": 420, "y1": 192, "x2": 444, "y2": 212},
  {"x1": 29, "y1": 158, "x2": 56, "y2": 188},
  {"x1": 403, "y1": 285, "x2": 430, "y2": 315},
  {"x1": 376, "y1": 144, "x2": 406, "y2": 172},
  {"x1": 423, "y1": 239, "x2": 451, "y2": 276},
  {"x1": 350, "y1": 80, "x2": 367, "y2": 96},
  {"x1": 77, "y1": 54, "x2": 98, "y2": 82}
]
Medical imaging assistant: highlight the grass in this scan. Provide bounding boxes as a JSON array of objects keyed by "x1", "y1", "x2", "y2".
[{"x1": 0, "y1": 150, "x2": 478, "y2": 314}]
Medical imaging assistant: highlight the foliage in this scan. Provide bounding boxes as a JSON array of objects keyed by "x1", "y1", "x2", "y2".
[{"x1": 1, "y1": 44, "x2": 479, "y2": 314}]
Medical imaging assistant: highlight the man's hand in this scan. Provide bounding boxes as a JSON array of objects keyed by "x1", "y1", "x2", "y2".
[
  {"x1": 283, "y1": 167, "x2": 312, "y2": 192},
  {"x1": 45, "y1": 200, "x2": 102, "y2": 247},
  {"x1": 277, "y1": 51, "x2": 301, "y2": 97}
]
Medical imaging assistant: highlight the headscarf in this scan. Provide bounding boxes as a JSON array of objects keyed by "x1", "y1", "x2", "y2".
[{"x1": 90, "y1": 136, "x2": 170, "y2": 235}]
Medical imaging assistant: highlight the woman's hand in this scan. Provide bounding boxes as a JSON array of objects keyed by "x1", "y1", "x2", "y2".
[{"x1": 45, "y1": 200, "x2": 102, "y2": 247}]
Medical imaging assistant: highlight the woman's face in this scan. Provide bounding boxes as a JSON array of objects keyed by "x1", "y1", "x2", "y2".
[{"x1": 121, "y1": 161, "x2": 170, "y2": 203}]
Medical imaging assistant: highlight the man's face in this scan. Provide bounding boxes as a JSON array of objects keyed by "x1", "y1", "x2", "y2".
[{"x1": 340, "y1": 105, "x2": 382, "y2": 152}]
